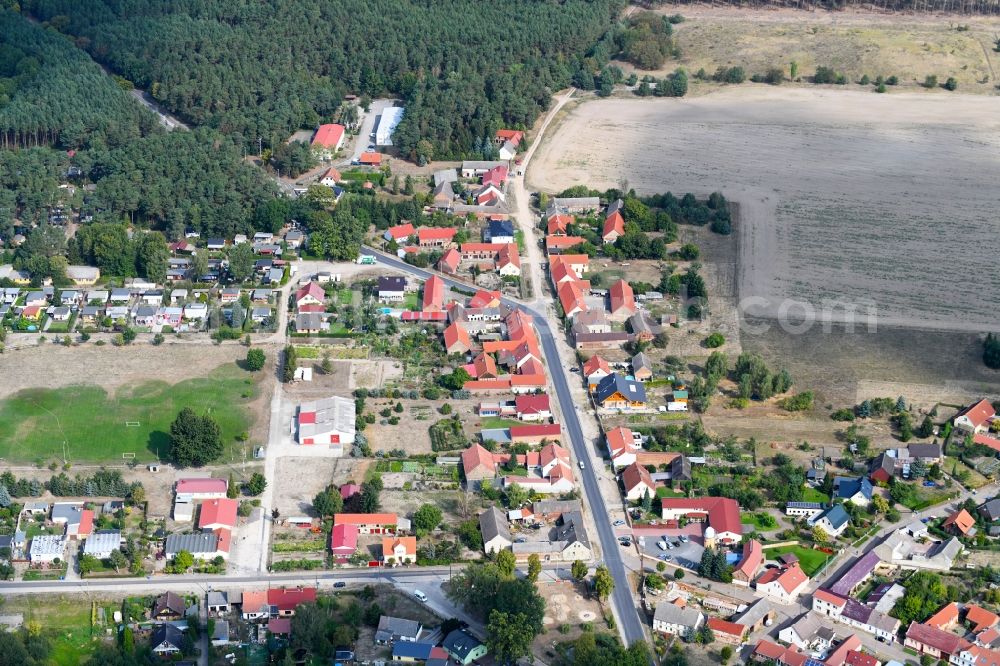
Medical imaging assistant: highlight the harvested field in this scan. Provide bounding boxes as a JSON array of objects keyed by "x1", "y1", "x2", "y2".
[
  {"x1": 529, "y1": 89, "x2": 1000, "y2": 332},
  {"x1": 272, "y1": 457, "x2": 370, "y2": 516},
  {"x1": 642, "y1": 5, "x2": 1000, "y2": 94}
]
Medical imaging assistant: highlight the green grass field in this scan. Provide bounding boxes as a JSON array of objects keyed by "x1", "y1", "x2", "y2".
[
  {"x1": 0, "y1": 365, "x2": 257, "y2": 463},
  {"x1": 801, "y1": 487, "x2": 831, "y2": 503},
  {"x1": 763, "y1": 544, "x2": 831, "y2": 577},
  {"x1": 742, "y1": 512, "x2": 779, "y2": 531},
  {"x1": 3, "y1": 595, "x2": 95, "y2": 665}
]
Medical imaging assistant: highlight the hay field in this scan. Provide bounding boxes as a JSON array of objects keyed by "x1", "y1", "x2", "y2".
[
  {"x1": 633, "y1": 5, "x2": 1000, "y2": 93},
  {"x1": 527, "y1": 88, "x2": 1000, "y2": 332}
]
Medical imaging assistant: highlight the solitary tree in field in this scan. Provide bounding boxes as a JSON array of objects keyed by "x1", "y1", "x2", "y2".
[
  {"x1": 245, "y1": 348, "x2": 265, "y2": 371},
  {"x1": 169, "y1": 408, "x2": 223, "y2": 467}
]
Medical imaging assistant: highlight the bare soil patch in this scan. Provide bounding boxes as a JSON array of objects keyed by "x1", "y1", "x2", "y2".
[
  {"x1": 532, "y1": 580, "x2": 606, "y2": 657},
  {"x1": 272, "y1": 456, "x2": 370, "y2": 516},
  {"x1": 528, "y1": 89, "x2": 1000, "y2": 332},
  {"x1": 639, "y1": 4, "x2": 1000, "y2": 93},
  {"x1": 0, "y1": 343, "x2": 249, "y2": 401}
]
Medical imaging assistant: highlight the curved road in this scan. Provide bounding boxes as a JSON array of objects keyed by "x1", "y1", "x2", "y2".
[{"x1": 360, "y1": 248, "x2": 647, "y2": 647}]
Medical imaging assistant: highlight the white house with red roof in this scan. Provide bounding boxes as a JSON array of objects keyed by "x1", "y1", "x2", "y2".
[
  {"x1": 756, "y1": 562, "x2": 809, "y2": 603},
  {"x1": 384, "y1": 223, "x2": 416, "y2": 244},
  {"x1": 329, "y1": 523, "x2": 358, "y2": 557},
  {"x1": 295, "y1": 282, "x2": 325, "y2": 308},
  {"x1": 605, "y1": 426, "x2": 638, "y2": 469},
  {"x1": 621, "y1": 462, "x2": 655, "y2": 501},
  {"x1": 661, "y1": 497, "x2": 742, "y2": 544},
  {"x1": 311, "y1": 123, "x2": 345, "y2": 157},
  {"x1": 422, "y1": 275, "x2": 445, "y2": 312},
  {"x1": 584, "y1": 355, "x2": 612, "y2": 391},
  {"x1": 954, "y1": 399, "x2": 995, "y2": 435},
  {"x1": 443, "y1": 322, "x2": 472, "y2": 355},
  {"x1": 732, "y1": 538, "x2": 763, "y2": 586},
  {"x1": 198, "y1": 498, "x2": 238, "y2": 530},
  {"x1": 608, "y1": 279, "x2": 636, "y2": 320},
  {"x1": 515, "y1": 394, "x2": 551, "y2": 421},
  {"x1": 603, "y1": 209, "x2": 625, "y2": 244}
]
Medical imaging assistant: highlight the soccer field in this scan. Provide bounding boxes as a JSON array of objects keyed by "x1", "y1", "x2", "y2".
[{"x1": 0, "y1": 365, "x2": 258, "y2": 464}]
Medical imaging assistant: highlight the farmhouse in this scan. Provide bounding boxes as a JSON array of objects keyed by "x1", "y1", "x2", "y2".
[
  {"x1": 381, "y1": 536, "x2": 417, "y2": 565},
  {"x1": 296, "y1": 396, "x2": 356, "y2": 453},
  {"x1": 378, "y1": 276, "x2": 406, "y2": 301},
  {"x1": 416, "y1": 227, "x2": 456, "y2": 248},
  {"x1": 755, "y1": 563, "x2": 809, "y2": 603},
  {"x1": 621, "y1": 462, "x2": 655, "y2": 501},
  {"x1": 329, "y1": 523, "x2": 358, "y2": 557},
  {"x1": 515, "y1": 394, "x2": 551, "y2": 421},
  {"x1": 312, "y1": 123, "x2": 345, "y2": 156},
  {"x1": 813, "y1": 504, "x2": 850, "y2": 538},
  {"x1": 198, "y1": 498, "x2": 238, "y2": 530},
  {"x1": 29, "y1": 535, "x2": 65, "y2": 564},
  {"x1": 608, "y1": 279, "x2": 636, "y2": 319}
]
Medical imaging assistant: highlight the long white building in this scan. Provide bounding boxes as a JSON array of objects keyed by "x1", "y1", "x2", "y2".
[{"x1": 375, "y1": 106, "x2": 404, "y2": 146}]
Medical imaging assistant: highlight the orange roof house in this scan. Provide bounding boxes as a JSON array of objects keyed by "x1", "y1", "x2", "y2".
[
  {"x1": 603, "y1": 210, "x2": 625, "y2": 243},
  {"x1": 496, "y1": 129, "x2": 524, "y2": 146},
  {"x1": 545, "y1": 235, "x2": 586, "y2": 253},
  {"x1": 416, "y1": 227, "x2": 457, "y2": 247},
  {"x1": 443, "y1": 322, "x2": 472, "y2": 355},
  {"x1": 438, "y1": 247, "x2": 461, "y2": 274},
  {"x1": 422, "y1": 275, "x2": 445, "y2": 312},
  {"x1": 359, "y1": 151, "x2": 382, "y2": 166},
  {"x1": 966, "y1": 604, "x2": 1000, "y2": 633},
  {"x1": 333, "y1": 513, "x2": 398, "y2": 534},
  {"x1": 547, "y1": 214, "x2": 573, "y2": 236},
  {"x1": 606, "y1": 426, "x2": 637, "y2": 468},
  {"x1": 382, "y1": 536, "x2": 417, "y2": 564},
  {"x1": 756, "y1": 563, "x2": 809, "y2": 601},
  {"x1": 732, "y1": 539, "x2": 763, "y2": 586},
  {"x1": 471, "y1": 352, "x2": 498, "y2": 379},
  {"x1": 608, "y1": 279, "x2": 636, "y2": 318},
  {"x1": 558, "y1": 281, "x2": 588, "y2": 319},
  {"x1": 942, "y1": 509, "x2": 976, "y2": 536},
  {"x1": 384, "y1": 222, "x2": 416, "y2": 242},
  {"x1": 621, "y1": 461, "x2": 655, "y2": 501},
  {"x1": 707, "y1": 618, "x2": 748, "y2": 645}
]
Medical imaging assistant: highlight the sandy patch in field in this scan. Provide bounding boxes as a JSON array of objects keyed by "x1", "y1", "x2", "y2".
[
  {"x1": 528, "y1": 88, "x2": 1000, "y2": 332},
  {"x1": 349, "y1": 359, "x2": 403, "y2": 390},
  {"x1": 635, "y1": 4, "x2": 1000, "y2": 92},
  {"x1": 0, "y1": 343, "x2": 249, "y2": 401}
]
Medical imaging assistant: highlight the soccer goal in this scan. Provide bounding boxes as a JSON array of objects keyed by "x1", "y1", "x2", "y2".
[
  {"x1": 122, "y1": 452, "x2": 136, "y2": 460},
  {"x1": 124, "y1": 421, "x2": 141, "y2": 427}
]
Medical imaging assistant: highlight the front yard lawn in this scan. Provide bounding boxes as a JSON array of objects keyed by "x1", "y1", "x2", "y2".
[{"x1": 801, "y1": 487, "x2": 831, "y2": 503}]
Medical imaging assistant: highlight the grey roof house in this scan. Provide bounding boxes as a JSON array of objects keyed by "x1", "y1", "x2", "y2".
[{"x1": 374, "y1": 615, "x2": 422, "y2": 644}]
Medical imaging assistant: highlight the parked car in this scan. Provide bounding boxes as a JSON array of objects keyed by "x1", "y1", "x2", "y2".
[
  {"x1": 656, "y1": 540, "x2": 667, "y2": 551},
  {"x1": 679, "y1": 535, "x2": 689, "y2": 543},
  {"x1": 333, "y1": 582, "x2": 346, "y2": 588},
  {"x1": 613, "y1": 519, "x2": 625, "y2": 526}
]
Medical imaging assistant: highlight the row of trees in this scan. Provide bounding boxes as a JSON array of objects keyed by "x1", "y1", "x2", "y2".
[{"x1": 1, "y1": 469, "x2": 143, "y2": 500}]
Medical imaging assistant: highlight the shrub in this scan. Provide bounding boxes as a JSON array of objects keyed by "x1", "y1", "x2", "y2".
[
  {"x1": 152, "y1": 333, "x2": 164, "y2": 345},
  {"x1": 923, "y1": 75, "x2": 938, "y2": 88},
  {"x1": 704, "y1": 333, "x2": 725, "y2": 348},
  {"x1": 814, "y1": 66, "x2": 838, "y2": 84},
  {"x1": 886, "y1": 75, "x2": 899, "y2": 85},
  {"x1": 245, "y1": 348, "x2": 266, "y2": 371},
  {"x1": 781, "y1": 391, "x2": 814, "y2": 412},
  {"x1": 876, "y1": 83, "x2": 887, "y2": 93},
  {"x1": 944, "y1": 77, "x2": 958, "y2": 90},
  {"x1": 831, "y1": 408, "x2": 856, "y2": 422}
]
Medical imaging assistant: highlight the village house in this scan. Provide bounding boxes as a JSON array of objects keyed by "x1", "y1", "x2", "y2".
[
  {"x1": 954, "y1": 399, "x2": 995, "y2": 435},
  {"x1": 653, "y1": 601, "x2": 703, "y2": 639},
  {"x1": 175, "y1": 478, "x2": 228, "y2": 501},
  {"x1": 732, "y1": 539, "x2": 764, "y2": 587},
  {"x1": 661, "y1": 497, "x2": 743, "y2": 544},
  {"x1": 296, "y1": 396, "x2": 356, "y2": 454},
  {"x1": 595, "y1": 373, "x2": 648, "y2": 411},
  {"x1": 756, "y1": 563, "x2": 809, "y2": 603},
  {"x1": 312, "y1": 123, "x2": 346, "y2": 158},
  {"x1": 621, "y1": 462, "x2": 655, "y2": 501},
  {"x1": 813, "y1": 504, "x2": 851, "y2": 538},
  {"x1": 333, "y1": 513, "x2": 400, "y2": 535},
  {"x1": 606, "y1": 426, "x2": 638, "y2": 469},
  {"x1": 375, "y1": 615, "x2": 422, "y2": 644},
  {"x1": 479, "y1": 506, "x2": 513, "y2": 554},
  {"x1": 153, "y1": 592, "x2": 186, "y2": 621},
  {"x1": 443, "y1": 629, "x2": 488, "y2": 666},
  {"x1": 382, "y1": 536, "x2": 417, "y2": 565},
  {"x1": 416, "y1": 227, "x2": 456, "y2": 248},
  {"x1": 378, "y1": 276, "x2": 406, "y2": 302},
  {"x1": 151, "y1": 624, "x2": 184, "y2": 656},
  {"x1": 608, "y1": 279, "x2": 636, "y2": 320}
]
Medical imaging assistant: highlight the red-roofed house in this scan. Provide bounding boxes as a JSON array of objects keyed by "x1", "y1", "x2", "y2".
[
  {"x1": 340, "y1": 483, "x2": 360, "y2": 500},
  {"x1": 199, "y1": 498, "x2": 238, "y2": 530},
  {"x1": 175, "y1": 478, "x2": 228, "y2": 500},
  {"x1": 905, "y1": 621, "x2": 971, "y2": 659},
  {"x1": 558, "y1": 281, "x2": 588, "y2": 319},
  {"x1": 422, "y1": 275, "x2": 445, "y2": 312},
  {"x1": 955, "y1": 399, "x2": 996, "y2": 435},
  {"x1": 296, "y1": 282, "x2": 325, "y2": 308},
  {"x1": 621, "y1": 462, "x2": 655, "y2": 501},
  {"x1": 943, "y1": 509, "x2": 977, "y2": 536},
  {"x1": 966, "y1": 605, "x2": 1000, "y2": 633},
  {"x1": 608, "y1": 279, "x2": 636, "y2": 320},
  {"x1": 268, "y1": 618, "x2": 292, "y2": 636},
  {"x1": 495, "y1": 129, "x2": 524, "y2": 146},
  {"x1": 510, "y1": 424, "x2": 561, "y2": 444},
  {"x1": 382, "y1": 536, "x2": 417, "y2": 564},
  {"x1": 482, "y1": 165, "x2": 508, "y2": 188},
  {"x1": 606, "y1": 426, "x2": 638, "y2": 469},
  {"x1": 330, "y1": 523, "x2": 358, "y2": 557},
  {"x1": 584, "y1": 355, "x2": 612, "y2": 391},
  {"x1": 241, "y1": 590, "x2": 269, "y2": 619},
  {"x1": 926, "y1": 603, "x2": 960, "y2": 629},
  {"x1": 497, "y1": 245, "x2": 520, "y2": 277},
  {"x1": 661, "y1": 497, "x2": 742, "y2": 543},
  {"x1": 732, "y1": 539, "x2": 763, "y2": 586},
  {"x1": 515, "y1": 394, "x2": 551, "y2": 421},
  {"x1": 462, "y1": 443, "x2": 499, "y2": 482},
  {"x1": 973, "y1": 433, "x2": 1000, "y2": 454},
  {"x1": 311, "y1": 123, "x2": 345, "y2": 154},
  {"x1": 547, "y1": 214, "x2": 573, "y2": 236},
  {"x1": 468, "y1": 289, "x2": 501, "y2": 309},
  {"x1": 268, "y1": 587, "x2": 317, "y2": 617},
  {"x1": 549, "y1": 254, "x2": 589, "y2": 278},
  {"x1": 443, "y1": 322, "x2": 472, "y2": 355},
  {"x1": 359, "y1": 151, "x2": 382, "y2": 166},
  {"x1": 824, "y1": 636, "x2": 863, "y2": 666},
  {"x1": 603, "y1": 210, "x2": 625, "y2": 243},
  {"x1": 545, "y1": 235, "x2": 586, "y2": 254},
  {"x1": 844, "y1": 650, "x2": 879, "y2": 666},
  {"x1": 417, "y1": 227, "x2": 457, "y2": 248},
  {"x1": 214, "y1": 527, "x2": 232, "y2": 558},
  {"x1": 333, "y1": 514, "x2": 398, "y2": 534},
  {"x1": 438, "y1": 248, "x2": 461, "y2": 274},
  {"x1": 319, "y1": 167, "x2": 341, "y2": 187},
  {"x1": 70, "y1": 509, "x2": 94, "y2": 539},
  {"x1": 384, "y1": 223, "x2": 416, "y2": 243},
  {"x1": 813, "y1": 588, "x2": 849, "y2": 616},
  {"x1": 708, "y1": 618, "x2": 748, "y2": 646},
  {"x1": 471, "y1": 352, "x2": 498, "y2": 379},
  {"x1": 751, "y1": 639, "x2": 808, "y2": 666},
  {"x1": 756, "y1": 563, "x2": 809, "y2": 603}
]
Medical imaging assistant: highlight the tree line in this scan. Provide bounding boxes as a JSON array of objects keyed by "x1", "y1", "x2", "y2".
[{"x1": 25, "y1": 0, "x2": 624, "y2": 159}]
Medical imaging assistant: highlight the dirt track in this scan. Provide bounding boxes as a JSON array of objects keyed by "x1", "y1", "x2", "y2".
[{"x1": 527, "y1": 88, "x2": 1000, "y2": 332}]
